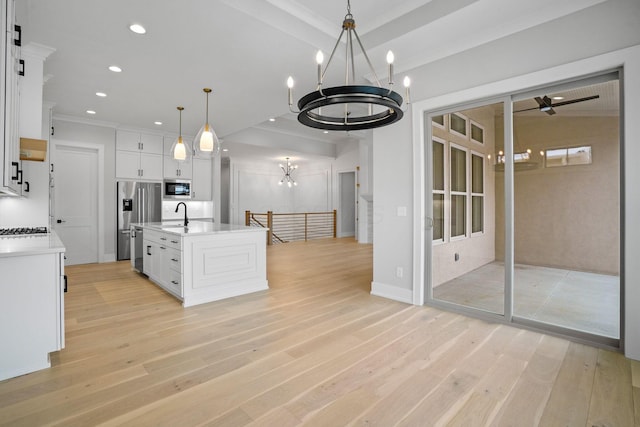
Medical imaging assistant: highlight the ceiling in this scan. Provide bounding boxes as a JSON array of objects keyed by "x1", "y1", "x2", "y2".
[{"x1": 21, "y1": 0, "x2": 607, "y2": 160}]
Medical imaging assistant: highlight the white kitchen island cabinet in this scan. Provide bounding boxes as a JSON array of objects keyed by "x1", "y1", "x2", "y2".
[
  {"x1": 0, "y1": 233, "x2": 66, "y2": 381},
  {"x1": 136, "y1": 221, "x2": 267, "y2": 307}
]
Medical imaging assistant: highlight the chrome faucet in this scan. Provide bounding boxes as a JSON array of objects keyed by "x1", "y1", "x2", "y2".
[{"x1": 175, "y1": 202, "x2": 189, "y2": 227}]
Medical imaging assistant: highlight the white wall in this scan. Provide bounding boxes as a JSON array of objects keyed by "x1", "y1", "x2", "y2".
[
  {"x1": 372, "y1": 0, "x2": 640, "y2": 359},
  {"x1": 229, "y1": 158, "x2": 333, "y2": 225}
]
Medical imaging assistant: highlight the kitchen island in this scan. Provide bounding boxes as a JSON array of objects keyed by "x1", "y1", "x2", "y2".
[{"x1": 131, "y1": 221, "x2": 268, "y2": 307}]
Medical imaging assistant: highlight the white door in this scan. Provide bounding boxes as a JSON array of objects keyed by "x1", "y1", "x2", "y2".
[{"x1": 52, "y1": 142, "x2": 99, "y2": 265}]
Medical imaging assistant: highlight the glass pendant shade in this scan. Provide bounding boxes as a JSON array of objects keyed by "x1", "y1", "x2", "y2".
[
  {"x1": 194, "y1": 88, "x2": 220, "y2": 158},
  {"x1": 171, "y1": 106, "x2": 191, "y2": 162},
  {"x1": 194, "y1": 122, "x2": 220, "y2": 158}
]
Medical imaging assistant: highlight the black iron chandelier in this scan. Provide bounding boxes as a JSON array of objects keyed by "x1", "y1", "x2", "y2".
[{"x1": 287, "y1": 0, "x2": 411, "y2": 132}]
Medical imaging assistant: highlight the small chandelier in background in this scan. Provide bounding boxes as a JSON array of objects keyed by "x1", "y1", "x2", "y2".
[
  {"x1": 279, "y1": 157, "x2": 298, "y2": 188},
  {"x1": 194, "y1": 88, "x2": 221, "y2": 158},
  {"x1": 171, "y1": 106, "x2": 190, "y2": 161},
  {"x1": 287, "y1": 0, "x2": 411, "y2": 132}
]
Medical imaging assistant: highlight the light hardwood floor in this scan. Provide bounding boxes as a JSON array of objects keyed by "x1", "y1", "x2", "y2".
[{"x1": 0, "y1": 238, "x2": 638, "y2": 426}]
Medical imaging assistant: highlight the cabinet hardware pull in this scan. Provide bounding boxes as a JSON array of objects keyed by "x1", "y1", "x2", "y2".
[
  {"x1": 171, "y1": 258, "x2": 178, "y2": 262},
  {"x1": 171, "y1": 240, "x2": 178, "y2": 244},
  {"x1": 14, "y1": 25, "x2": 22, "y2": 46},
  {"x1": 64, "y1": 275, "x2": 68, "y2": 293},
  {"x1": 171, "y1": 280, "x2": 179, "y2": 285},
  {"x1": 160, "y1": 246, "x2": 166, "y2": 250},
  {"x1": 17, "y1": 169, "x2": 23, "y2": 185},
  {"x1": 18, "y1": 59, "x2": 25, "y2": 76},
  {"x1": 146, "y1": 245, "x2": 152, "y2": 256},
  {"x1": 11, "y1": 162, "x2": 19, "y2": 180},
  {"x1": 160, "y1": 237, "x2": 167, "y2": 241},
  {"x1": 24, "y1": 181, "x2": 29, "y2": 192}
]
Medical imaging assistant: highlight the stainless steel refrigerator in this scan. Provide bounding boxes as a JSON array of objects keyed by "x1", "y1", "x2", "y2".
[{"x1": 117, "y1": 181, "x2": 162, "y2": 260}]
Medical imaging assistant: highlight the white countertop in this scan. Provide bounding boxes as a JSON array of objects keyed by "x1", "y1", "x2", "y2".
[
  {"x1": 132, "y1": 221, "x2": 266, "y2": 236},
  {"x1": 0, "y1": 231, "x2": 66, "y2": 257}
]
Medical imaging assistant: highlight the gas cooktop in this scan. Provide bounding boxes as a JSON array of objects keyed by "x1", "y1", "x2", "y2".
[{"x1": 0, "y1": 226, "x2": 49, "y2": 236}]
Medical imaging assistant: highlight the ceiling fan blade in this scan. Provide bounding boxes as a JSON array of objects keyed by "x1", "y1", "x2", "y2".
[
  {"x1": 546, "y1": 108, "x2": 556, "y2": 115},
  {"x1": 513, "y1": 106, "x2": 540, "y2": 113},
  {"x1": 534, "y1": 96, "x2": 545, "y2": 107},
  {"x1": 551, "y1": 95, "x2": 600, "y2": 107}
]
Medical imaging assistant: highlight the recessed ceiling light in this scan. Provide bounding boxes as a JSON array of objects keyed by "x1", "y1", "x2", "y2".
[
  {"x1": 86, "y1": 110, "x2": 96, "y2": 115},
  {"x1": 222, "y1": 148, "x2": 229, "y2": 152},
  {"x1": 552, "y1": 96, "x2": 564, "y2": 100},
  {"x1": 154, "y1": 121, "x2": 163, "y2": 125},
  {"x1": 323, "y1": 130, "x2": 329, "y2": 134},
  {"x1": 108, "y1": 65, "x2": 122, "y2": 73},
  {"x1": 129, "y1": 24, "x2": 146, "y2": 34},
  {"x1": 96, "y1": 92, "x2": 107, "y2": 97},
  {"x1": 269, "y1": 118, "x2": 275, "y2": 122}
]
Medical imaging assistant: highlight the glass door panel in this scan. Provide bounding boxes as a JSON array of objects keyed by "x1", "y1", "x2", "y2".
[
  {"x1": 430, "y1": 102, "x2": 505, "y2": 315},
  {"x1": 512, "y1": 78, "x2": 620, "y2": 339}
]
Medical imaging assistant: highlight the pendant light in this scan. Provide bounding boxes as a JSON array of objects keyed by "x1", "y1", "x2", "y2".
[
  {"x1": 170, "y1": 106, "x2": 190, "y2": 162},
  {"x1": 194, "y1": 88, "x2": 220, "y2": 158}
]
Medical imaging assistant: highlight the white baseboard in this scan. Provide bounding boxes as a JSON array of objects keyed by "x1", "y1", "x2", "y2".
[
  {"x1": 103, "y1": 253, "x2": 116, "y2": 263},
  {"x1": 370, "y1": 282, "x2": 413, "y2": 304}
]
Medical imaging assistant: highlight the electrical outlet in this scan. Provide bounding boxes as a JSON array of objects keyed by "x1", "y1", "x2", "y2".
[{"x1": 396, "y1": 267, "x2": 403, "y2": 278}]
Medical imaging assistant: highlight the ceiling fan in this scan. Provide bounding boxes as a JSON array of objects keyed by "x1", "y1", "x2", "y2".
[{"x1": 515, "y1": 94, "x2": 600, "y2": 115}]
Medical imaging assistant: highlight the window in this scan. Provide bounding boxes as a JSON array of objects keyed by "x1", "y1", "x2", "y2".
[
  {"x1": 545, "y1": 146, "x2": 592, "y2": 167},
  {"x1": 450, "y1": 113, "x2": 468, "y2": 138},
  {"x1": 432, "y1": 114, "x2": 447, "y2": 130},
  {"x1": 470, "y1": 121, "x2": 484, "y2": 144},
  {"x1": 433, "y1": 138, "x2": 445, "y2": 242},
  {"x1": 471, "y1": 153, "x2": 484, "y2": 234},
  {"x1": 450, "y1": 144, "x2": 467, "y2": 238}
]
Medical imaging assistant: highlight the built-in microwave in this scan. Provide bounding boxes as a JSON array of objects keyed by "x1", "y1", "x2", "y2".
[{"x1": 164, "y1": 179, "x2": 191, "y2": 199}]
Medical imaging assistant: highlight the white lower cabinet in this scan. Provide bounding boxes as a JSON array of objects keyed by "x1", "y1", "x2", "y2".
[
  {"x1": 143, "y1": 229, "x2": 182, "y2": 299},
  {"x1": 0, "y1": 250, "x2": 65, "y2": 381}
]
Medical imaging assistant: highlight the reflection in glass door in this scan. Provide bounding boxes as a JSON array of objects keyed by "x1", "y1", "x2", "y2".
[{"x1": 430, "y1": 102, "x2": 505, "y2": 315}]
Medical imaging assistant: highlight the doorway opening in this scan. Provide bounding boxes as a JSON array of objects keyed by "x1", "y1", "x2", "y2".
[{"x1": 338, "y1": 171, "x2": 356, "y2": 238}]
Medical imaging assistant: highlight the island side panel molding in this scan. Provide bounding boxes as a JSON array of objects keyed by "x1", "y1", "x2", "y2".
[
  {"x1": 182, "y1": 230, "x2": 268, "y2": 307},
  {"x1": 193, "y1": 243, "x2": 257, "y2": 286}
]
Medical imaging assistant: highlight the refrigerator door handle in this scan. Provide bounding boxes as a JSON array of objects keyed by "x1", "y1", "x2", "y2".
[
  {"x1": 142, "y1": 187, "x2": 146, "y2": 222},
  {"x1": 137, "y1": 187, "x2": 142, "y2": 223}
]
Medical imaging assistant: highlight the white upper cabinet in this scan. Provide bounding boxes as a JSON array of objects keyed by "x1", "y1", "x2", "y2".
[
  {"x1": 163, "y1": 154, "x2": 192, "y2": 180},
  {"x1": 116, "y1": 130, "x2": 163, "y2": 154},
  {"x1": 115, "y1": 130, "x2": 163, "y2": 180},
  {"x1": 1, "y1": 0, "x2": 23, "y2": 195},
  {"x1": 192, "y1": 157, "x2": 212, "y2": 201}
]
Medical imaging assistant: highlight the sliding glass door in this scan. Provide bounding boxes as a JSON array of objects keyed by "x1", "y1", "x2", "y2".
[{"x1": 426, "y1": 72, "x2": 621, "y2": 347}]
